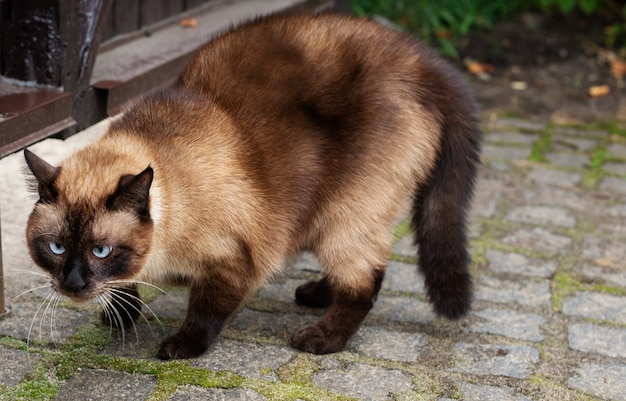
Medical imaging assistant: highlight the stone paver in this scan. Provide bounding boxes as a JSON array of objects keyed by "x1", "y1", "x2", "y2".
[
  {"x1": 486, "y1": 131, "x2": 539, "y2": 145},
  {"x1": 505, "y1": 206, "x2": 576, "y2": 227},
  {"x1": 608, "y1": 143, "x2": 626, "y2": 158},
  {"x1": 475, "y1": 275, "x2": 551, "y2": 307},
  {"x1": 568, "y1": 323, "x2": 626, "y2": 358},
  {"x1": 603, "y1": 161, "x2": 626, "y2": 175},
  {"x1": 471, "y1": 177, "x2": 504, "y2": 218},
  {"x1": 371, "y1": 295, "x2": 436, "y2": 323},
  {"x1": 563, "y1": 292, "x2": 626, "y2": 324},
  {"x1": 486, "y1": 248, "x2": 557, "y2": 278},
  {"x1": 568, "y1": 363, "x2": 626, "y2": 401},
  {"x1": 0, "y1": 300, "x2": 93, "y2": 344},
  {"x1": 545, "y1": 152, "x2": 589, "y2": 168},
  {"x1": 600, "y1": 176, "x2": 626, "y2": 194},
  {"x1": 392, "y1": 235, "x2": 417, "y2": 258},
  {"x1": 0, "y1": 346, "x2": 41, "y2": 387},
  {"x1": 192, "y1": 340, "x2": 294, "y2": 382},
  {"x1": 381, "y1": 261, "x2": 425, "y2": 293},
  {"x1": 349, "y1": 326, "x2": 426, "y2": 361},
  {"x1": 3, "y1": 95, "x2": 626, "y2": 400},
  {"x1": 455, "y1": 381, "x2": 532, "y2": 401},
  {"x1": 312, "y1": 363, "x2": 413, "y2": 401},
  {"x1": 582, "y1": 265, "x2": 626, "y2": 288},
  {"x1": 583, "y1": 237, "x2": 626, "y2": 267},
  {"x1": 55, "y1": 370, "x2": 157, "y2": 401},
  {"x1": 451, "y1": 343, "x2": 539, "y2": 379},
  {"x1": 168, "y1": 386, "x2": 267, "y2": 401},
  {"x1": 502, "y1": 227, "x2": 572, "y2": 255},
  {"x1": 471, "y1": 308, "x2": 546, "y2": 342},
  {"x1": 482, "y1": 144, "x2": 531, "y2": 161},
  {"x1": 525, "y1": 166, "x2": 582, "y2": 187}
]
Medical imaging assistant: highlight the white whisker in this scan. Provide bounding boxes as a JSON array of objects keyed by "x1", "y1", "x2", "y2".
[
  {"x1": 97, "y1": 294, "x2": 116, "y2": 340},
  {"x1": 106, "y1": 293, "x2": 127, "y2": 348},
  {"x1": 107, "y1": 287, "x2": 164, "y2": 331},
  {"x1": 9, "y1": 269, "x2": 50, "y2": 279},
  {"x1": 12, "y1": 284, "x2": 53, "y2": 301},
  {"x1": 105, "y1": 289, "x2": 140, "y2": 345},
  {"x1": 105, "y1": 279, "x2": 167, "y2": 294},
  {"x1": 49, "y1": 294, "x2": 62, "y2": 347},
  {"x1": 39, "y1": 292, "x2": 58, "y2": 344},
  {"x1": 27, "y1": 291, "x2": 54, "y2": 350}
]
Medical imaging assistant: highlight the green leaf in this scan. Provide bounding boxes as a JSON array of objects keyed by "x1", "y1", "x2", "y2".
[
  {"x1": 439, "y1": 9, "x2": 458, "y2": 27},
  {"x1": 579, "y1": 0, "x2": 600, "y2": 15},
  {"x1": 459, "y1": 14, "x2": 475, "y2": 34},
  {"x1": 438, "y1": 38, "x2": 459, "y2": 59},
  {"x1": 537, "y1": 0, "x2": 554, "y2": 11},
  {"x1": 558, "y1": 0, "x2": 577, "y2": 14}
]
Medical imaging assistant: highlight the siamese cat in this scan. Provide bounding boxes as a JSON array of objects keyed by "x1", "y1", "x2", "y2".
[{"x1": 24, "y1": 12, "x2": 480, "y2": 360}]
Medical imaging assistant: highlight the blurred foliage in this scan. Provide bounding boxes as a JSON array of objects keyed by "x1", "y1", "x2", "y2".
[{"x1": 353, "y1": 0, "x2": 626, "y2": 59}]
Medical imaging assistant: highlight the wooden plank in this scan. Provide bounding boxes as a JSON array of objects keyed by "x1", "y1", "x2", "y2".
[
  {"x1": 184, "y1": 0, "x2": 208, "y2": 10},
  {"x1": 112, "y1": 0, "x2": 141, "y2": 37},
  {"x1": 140, "y1": 0, "x2": 184, "y2": 27},
  {"x1": 0, "y1": 87, "x2": 75, "y2": 157}
]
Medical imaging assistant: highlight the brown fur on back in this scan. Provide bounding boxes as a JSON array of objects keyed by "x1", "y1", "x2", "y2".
[{"x1": 25, "y1": 12, "x2": 480, "y2": 359}]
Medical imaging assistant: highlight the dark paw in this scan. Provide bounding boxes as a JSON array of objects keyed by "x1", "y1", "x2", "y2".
[
  {"x1": 156, "y1": 332, "x2": 209, "y2": 360},
  {"x1": 291, "y1": 324, "x2": 347, "y2": 354},
  {"x1": 100, "y1": 287, "x2": 142, "y2": 329},
  {"x1": 429, "y1": 271, "x2": 472, "y2": 320},
  {"x1": 295, "y1": 278, "x2": 333, "y2": 308}
]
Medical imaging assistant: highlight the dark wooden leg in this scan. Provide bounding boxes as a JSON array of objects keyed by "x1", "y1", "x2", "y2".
[{"x1": 0, "y1": 206, "x2": 5, "y2": 316}]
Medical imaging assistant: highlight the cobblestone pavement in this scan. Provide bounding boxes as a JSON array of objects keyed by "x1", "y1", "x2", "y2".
[{"x1": 1, "y1": 114, "x2": 626, "y2": 400}]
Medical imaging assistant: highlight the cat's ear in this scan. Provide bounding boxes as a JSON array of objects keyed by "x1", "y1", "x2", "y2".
[
  {"x1": 107, "y1": 166, "x2": 153, "y2": 217},
  {"x1": 24, "y1": 149, "x2": 61, "y2": 202}
]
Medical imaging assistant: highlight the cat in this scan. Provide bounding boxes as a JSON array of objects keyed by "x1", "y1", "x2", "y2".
[{"x1": 24, "y1": 11, "x2": 481, "y2": 360}]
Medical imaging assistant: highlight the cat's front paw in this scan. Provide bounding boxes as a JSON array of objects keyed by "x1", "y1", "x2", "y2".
[
  {"x1": 156, "y1": 332, "x2": 210, "y2": 360},
  {"x1": 291, "y1": 324, "x2": 347, "y2": 354}
]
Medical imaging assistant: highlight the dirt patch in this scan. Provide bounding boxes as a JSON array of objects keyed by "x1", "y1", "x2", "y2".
[{"x1": 459, "y1": 12, "x2": 626, "y2": 124}]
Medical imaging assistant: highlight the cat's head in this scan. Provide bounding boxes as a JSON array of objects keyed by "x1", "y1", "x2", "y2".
[{"x1": 24, "y1": 148, "x2": 155, "y2": 302}]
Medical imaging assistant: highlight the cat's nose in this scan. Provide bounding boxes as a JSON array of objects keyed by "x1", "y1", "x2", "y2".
[{"x1": 64, "y1": 267, "x2": 87, "y2": 293}]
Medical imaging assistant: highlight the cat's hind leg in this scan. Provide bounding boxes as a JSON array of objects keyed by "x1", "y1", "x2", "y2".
[
  {"x1": 295, "y1": 275, "x2": 333, "y2": 308},
  {"x1": 291, "y1": 259, "x2": 385, "y2": 354}
]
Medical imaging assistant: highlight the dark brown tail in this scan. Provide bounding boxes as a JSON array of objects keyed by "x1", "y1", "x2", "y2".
[{"x1": 411, "y1": 62, "x2": 481, "y2": 319}]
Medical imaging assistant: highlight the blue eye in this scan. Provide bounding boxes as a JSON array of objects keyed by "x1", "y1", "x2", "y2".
[
  {"x1": 49, "y1": 241, "x2": 66, "y2": 255},
  {"x1": 92, "y1": 245, "x2": 112, "y2": 259}
]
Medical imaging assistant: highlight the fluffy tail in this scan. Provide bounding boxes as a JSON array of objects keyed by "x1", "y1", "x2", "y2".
[{"x1": 411, "y1": 69, "x2": 481, "y2": 319}]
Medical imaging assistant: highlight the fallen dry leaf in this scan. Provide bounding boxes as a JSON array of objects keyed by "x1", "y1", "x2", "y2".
[
  {"x1": 588, "y1": 84, "x2": 610, "y2": 98},
  {"x1": 611, "y1": 58, "x2": 626, "y2": 88},
  {"x1": 465, "y1": 60, "x2": 494, "y2": 75},
  {"x1": 464, "y1": 60, "x2": 494, "y2": 81},
  {"x1": 437, "y1": 28, "x2": 453, "y2": 39},
  {"x1": 611, "y1": 59, "x2": 626, "y2": 79},
  {"x1": 181, "y1": 18, "x2": 197, "y2": 28}
]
